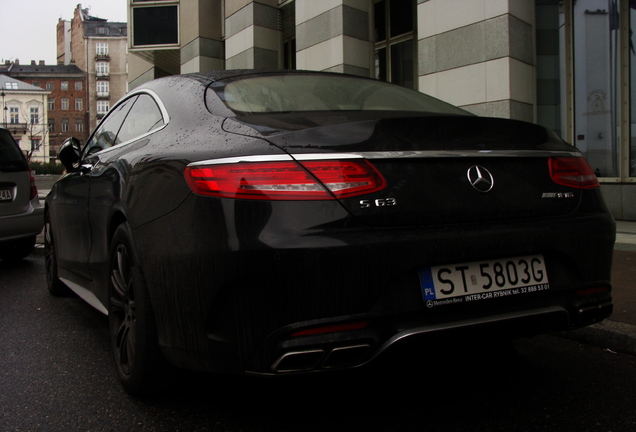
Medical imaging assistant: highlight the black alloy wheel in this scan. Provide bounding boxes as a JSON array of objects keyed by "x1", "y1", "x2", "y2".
[
  {"x1": 109, "y1": 223, "x2": 163, "y2": 394},
  {"x1": 44, "y1": 212, "x2": 68, "y2": 296}
]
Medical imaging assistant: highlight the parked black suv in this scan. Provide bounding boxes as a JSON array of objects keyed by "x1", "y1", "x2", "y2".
[{"x1": 0, "y1": 128, "x2": 43, "y2": 260}]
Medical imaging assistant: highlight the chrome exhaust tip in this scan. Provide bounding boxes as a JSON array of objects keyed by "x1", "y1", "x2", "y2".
[
  {"x1": 271, "y1": 344, "x2": 372, "y2": 373},
  {"x1": 271, "y1": 349, "x2": 325, "y2": 373},
  {"x1": 322, "y1": 344, "x2": 371, "y2": 369}
]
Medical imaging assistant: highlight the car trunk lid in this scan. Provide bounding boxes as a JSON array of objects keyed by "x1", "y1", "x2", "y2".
[{"x1": 261, "y1": 115, "x2": 586, "y2": 227}]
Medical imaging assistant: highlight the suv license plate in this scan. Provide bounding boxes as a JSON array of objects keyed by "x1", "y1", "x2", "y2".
[
  {"x1": 0, "y1": 189, "x2": 12, "y2": 202},
  {"x1": 420, "y1": 255, "x2": 549, "y2": 302}
]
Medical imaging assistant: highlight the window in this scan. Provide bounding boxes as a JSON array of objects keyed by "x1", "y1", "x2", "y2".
[
  {"x1": 75, "y1": 98, "x2": 83, "y2": 111},
  {"x1": 61, "y1": 81, "x2": 69, "y2": 91},
  {"x1": 96, "y1": 43, "x2": 109, "y2": 56},
  {"x1": 48, "y1": 118, "x2": 55, "y2": 132},
  {"x1": 572, "y1": 4, "x2": 620, "y2": 177},
  {"x1": 61, "y1": 118, "x2": 69, "y2": 132},
  {"x1": 46, "y1": 82, "x2": 54, "y2": 90},
  {"x1": 5, "y1": 82, "x2": 18, "y2": 90},
  {"x1": 48, "y1": 98, "x2": 55, "y2": 111},
  {"x1": 116, "y1": 94, "x2": 165, "y2": 143},
  {"x1": 32, "y1": 82, "x2": 41, "y2": 88},
  {"x1": 214, "y1": 74, "x2": 467, "y2": 115},
  {"x1": 96, "y1": 62, "x2": 109, "y2": 76},
  {"x1": 281, "y1": 3, "x2": 296, "y2": 70},
  {"x1": 374, "y1": 0, "x2": 416, "y2": 89},
  {"x1": 9, "y1": 107, "x2": 19, "y2": 123},
  {"x1": 97, "y1": 81, "x2": 109, "y2": 96},
  {"x1": 97, "y1": 100, "x2": 110, "y2": 115},
  {"x1": 75, "y1": 81, "x2": 83, "y2": 91},
  {"x1": 75, "y1": 119, "x2": 83, "y2": 132},
  {"x1": 132, "y1": 4, "x2": 179, "y2": 47},
  {"x1": 61, "y1": 98, "x2": 70, "y2": 111},
  {"x1": 30, "y1": 107, "x2": 39, "y2": 124},
  {"x1": 86, "y1": 97, "x2": 137, "y2": 154},
  {"x1": 30, "y1": 139, "x2": 41, "y2": 152}
]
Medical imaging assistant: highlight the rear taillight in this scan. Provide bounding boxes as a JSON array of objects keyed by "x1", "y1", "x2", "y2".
[
  {"x1": 548, "y1": 157, "x2": 600, "y2": 189},
  {"x1": 184, "y1": 158, "x2": 386, "y2": 200},
  {"x1": 28, "y1": 168, "x2": 38, "y2": 200}
]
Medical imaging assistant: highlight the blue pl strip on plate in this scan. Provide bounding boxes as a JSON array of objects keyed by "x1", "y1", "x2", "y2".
[{"x1": 419, "y1": 268, "x2": 437, "y2": 300}]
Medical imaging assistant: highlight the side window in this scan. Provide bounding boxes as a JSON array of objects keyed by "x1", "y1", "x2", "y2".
[
  {"x1": 83, "y1": 96, "x2": 138, "y2": 156},
  {"x1": 116, "y1": 94, "x2": 165, "y2": 143}
]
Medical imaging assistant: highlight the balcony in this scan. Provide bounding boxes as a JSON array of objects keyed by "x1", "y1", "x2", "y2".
[
  {"x1": 96, "y1": 72, "x2": 110, "y2": 80},
  {"x1": 95, "y1": 53, "x2": 110, "y2": 61},
  {"x1": 0, "y1": 122, "x2": 28, "y2": 134},
  {"x1": 96, "y1": 92, "x2": 110, "y2": 100}
]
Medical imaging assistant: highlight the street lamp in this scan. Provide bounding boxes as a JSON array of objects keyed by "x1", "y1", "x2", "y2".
[{"x1": 1, "y1": 91, "x2": 6, "y2": 127}]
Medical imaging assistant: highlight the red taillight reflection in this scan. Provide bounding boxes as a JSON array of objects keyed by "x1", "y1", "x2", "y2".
[
  {"x1": 184, "y1": 159, "x2": 386, "y2": 200},
  {"x1": 291, "y1": 321, "x2": 370, "y2": 337},
  {"x1": 548, "y1": 157, "x2": 600, "y2": 189},
  {"x1": 576, "y1": 286, "x2": 610, "y2": 297}
]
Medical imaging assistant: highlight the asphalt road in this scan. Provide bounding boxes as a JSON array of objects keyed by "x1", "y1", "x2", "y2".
[{"x1": 2, "y1": 255, "x2": 636, "y2": 432}]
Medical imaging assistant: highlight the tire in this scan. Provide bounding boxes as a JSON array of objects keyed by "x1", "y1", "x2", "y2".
[
  {"x1": 109, "y1": 223, "x2": 165, "y2": 394},
  {"x1": 44, "y1": 212, "x2": 69, "y2": 296},
  {"x1": 0, "y1": 236, "x2": 35, "y2": 261}
]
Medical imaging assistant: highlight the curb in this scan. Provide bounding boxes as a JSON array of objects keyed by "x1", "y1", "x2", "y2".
[{"x1": 557, "y1": 320, "x2": 636, "y2": 356}]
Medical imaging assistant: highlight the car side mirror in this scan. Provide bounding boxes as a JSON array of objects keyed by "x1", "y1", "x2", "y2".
[{"x1": 58, "y1": 137, "x2": 82, "y2": 173}]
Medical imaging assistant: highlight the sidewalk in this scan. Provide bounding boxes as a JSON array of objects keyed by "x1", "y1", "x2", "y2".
[
  {"x1": 609, "y1": 221, "x2": 636, "y2": 326},
  {"x1": 562, "y1": 220, "x2": 636, "y2": 355}
]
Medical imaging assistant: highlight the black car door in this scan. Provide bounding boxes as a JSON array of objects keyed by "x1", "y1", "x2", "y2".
[{"x1": 53, "y1": 97, "x2": 136, "y2": 280}]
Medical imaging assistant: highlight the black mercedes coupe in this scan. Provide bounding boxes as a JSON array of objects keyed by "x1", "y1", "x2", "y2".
[{"x1": 44, "y1": 70, "x2": 615, "y2": 394}]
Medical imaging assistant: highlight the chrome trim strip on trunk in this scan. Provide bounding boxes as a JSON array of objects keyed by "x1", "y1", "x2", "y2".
[
  {"x1": 346, "y1": 150, "x2": 581, "y2": 159},
  {"x1": 187, "y1": 153, "x2": 363, "y2": 166},
  {"x1": 187, "y1": 150, "x2": 581, "y2": 167}
]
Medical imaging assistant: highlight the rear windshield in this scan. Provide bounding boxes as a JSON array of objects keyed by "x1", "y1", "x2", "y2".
[
  {"x1": 211, "y1": 74, "x2": 469, "y2": 116},
  {"x1": 0, "y1": 129, "x2": 28, "y2": 172}
]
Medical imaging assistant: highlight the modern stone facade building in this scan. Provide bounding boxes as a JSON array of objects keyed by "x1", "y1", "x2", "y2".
[
  {"x1": 0, "y1": 61, "x2": 89, "y2": 157},
  {"x1": 57, "y1": 4, "x2": 128, "y2": 131},
  {"x1": 127, "y1": 0, "x2": 636, "y2": 220}
]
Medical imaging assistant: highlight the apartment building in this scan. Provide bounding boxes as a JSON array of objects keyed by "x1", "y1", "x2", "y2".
[
  {"x1": 57, "y1": 4, "x2": 128, "y2": 131},
  {"x1": 1, "y1": 60, "x2": 88, "y2": 158},
  {"x1": 0, "y1": 74, "x2": 50, "y2": 162}
]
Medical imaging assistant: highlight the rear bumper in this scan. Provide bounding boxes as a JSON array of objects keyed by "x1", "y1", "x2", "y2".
[
  {"x1": 0, "y1": 202, "x2": 44, "y2": 242},
  {"x1": 134, "y1": 195, "x2": 615, "y2": 374},
  {"x1": 265, "y1": 299, "x2": 613, "y2": 375}
]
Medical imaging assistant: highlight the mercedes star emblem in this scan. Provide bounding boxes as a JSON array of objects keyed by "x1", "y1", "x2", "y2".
[{"x1": 467, "y1": 165, "x2": 494, "y2": 193}]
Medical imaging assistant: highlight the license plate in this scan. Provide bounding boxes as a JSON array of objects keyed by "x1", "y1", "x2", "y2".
[
  {"x1": 0, "y1": 189, "x2": 12, "y2": 202},
  {"x1": 420, "y1": 255, "x2": 549, "y2": 305}
]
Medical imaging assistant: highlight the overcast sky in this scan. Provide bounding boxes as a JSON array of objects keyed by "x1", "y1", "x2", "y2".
[{"x1": 0, "y1": 0, "x2": 128, "y2": 65}]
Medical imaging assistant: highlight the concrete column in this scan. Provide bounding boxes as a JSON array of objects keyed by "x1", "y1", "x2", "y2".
[
  {"x1": 417, "y1": 0, "x2": 535, "y2": 121},
  {"x1": 181, "y1": 0, "x2": 225, "y2": 73},
  {"x1": 225, "y1": 0, "x2": 280, "y2": 69},
  {"x1": 295, "y1": 0, "x2": 373, "y2": 76}
]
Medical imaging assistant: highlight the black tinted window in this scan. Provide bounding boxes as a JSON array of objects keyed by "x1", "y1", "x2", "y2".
[
  {"x1": 116, "y1": 94, "x2": 164, "y2": 143},
  {"x1": 0, "y1": 129, "x2": 28, "y2": 172},
  {"x1": 84, "y1": 96, "x2": 138, "y2": 155},
  {"x1": 213, "y1": 74, "x2": 468, "y2": 115}
]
